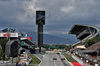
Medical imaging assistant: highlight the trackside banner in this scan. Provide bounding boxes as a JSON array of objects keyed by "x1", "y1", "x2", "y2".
[{"x1": 0, "y1": 33, "x2": 18, "y2": 37}]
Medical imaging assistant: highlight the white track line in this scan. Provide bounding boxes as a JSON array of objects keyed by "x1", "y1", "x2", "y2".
[{"x1": 54, "y1": 60, "x2": 57, "y2": 66}]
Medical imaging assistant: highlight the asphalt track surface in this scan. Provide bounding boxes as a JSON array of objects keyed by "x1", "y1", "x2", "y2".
[{"x1": 38, "y1": 53, "x2": 71, "y2": 66}]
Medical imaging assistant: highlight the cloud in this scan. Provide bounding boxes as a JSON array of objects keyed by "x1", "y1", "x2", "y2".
[
  {"x1": 0, "y1": 0, "x2": 100, "y2": 34},
  {"x1": 61, "y1": 6, "x2": 74, "y2": 13}
]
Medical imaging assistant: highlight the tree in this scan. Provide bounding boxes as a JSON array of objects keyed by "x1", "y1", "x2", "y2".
[
  {"x1": 84, "y1": 37, "x2": 100, "y2": 48},
  {"x1": 54, "y1": 44, "x2": 66, "y2": 49},
  {"x1": 65, "y1": 45, "x2": 72, "y2": 51},
  {"x1": 0, "y1": 38, "x2": 8, "y2": 51},
  {"x1": 0, "y1": 38, "x2": 8, "y2": 60},
  {"x1": 43, "y1": 44, "x2": 51, "y2": 49},
  {"x1": 0, "y1": 48, "x2": 4, "y2": 60}
]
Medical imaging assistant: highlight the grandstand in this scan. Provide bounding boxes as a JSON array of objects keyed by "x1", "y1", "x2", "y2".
[
  {"x1": 69, "y1": 24, "x2": 100, "y2": 47},
  {"x1": 0, "y1": 28, "x2": 35, "y2": 58},
  {"x1": 82, "y1": 42, "x2": 100, "y2": 53},
  {"x1": 0, "y1": 28, "x2": 25, "y2": 39},
  {"x1": 69, "y1": 25, "x2": 100, "y2": 65}
]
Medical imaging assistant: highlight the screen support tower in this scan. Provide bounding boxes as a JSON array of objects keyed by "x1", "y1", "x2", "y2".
[
  {"x1": 36, "y1": 11, "x2": 45, "y2": 52},
  {"x1": 38, "y1": 24, "x2": 43, "y2": 52}
]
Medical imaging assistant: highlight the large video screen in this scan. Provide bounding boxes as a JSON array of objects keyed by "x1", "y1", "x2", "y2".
[{"x1": 36, "y1": 11, "x2": 45, "y2": 25}]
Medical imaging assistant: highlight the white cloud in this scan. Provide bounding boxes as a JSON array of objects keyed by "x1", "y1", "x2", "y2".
[{"x1": 61, "y1": 6, "x2": 74, "y2": 13}]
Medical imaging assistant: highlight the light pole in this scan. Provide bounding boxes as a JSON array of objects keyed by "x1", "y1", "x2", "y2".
[
  {"x1": 67, "y1": 39, "x2": 72, "y2": 52},
  {"x1": 97, "y1": 51, "x2": 98, "y2": 60},
  {"x1": 67, "y1": 39, "x2": 72, "y2": 48},
  {"x1": 67, "y1": 39, "x2": 71, "y2": 45}
]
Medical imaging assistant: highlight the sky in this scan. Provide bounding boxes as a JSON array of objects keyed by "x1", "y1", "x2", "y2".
[{"x1": 0, "y1": 0, "x2": 100, "y2": 43}]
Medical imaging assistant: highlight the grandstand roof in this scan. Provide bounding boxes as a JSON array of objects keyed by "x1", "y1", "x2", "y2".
[
  {"x1": 69, "y1": 24, "x2": 99, "y2": 39},
  {"x1": 69, "y1": 24, "x2": 87, "y2": 34},
  {"x1": 0, "y1": 28, "x2": 18, "y2": 32},
  {"x1": 69, "y1": 24, "x2": 99, "y2": 48}
]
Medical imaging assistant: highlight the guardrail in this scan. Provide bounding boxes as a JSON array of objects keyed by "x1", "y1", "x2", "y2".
[{"x1": 0, "y1": 61, "x2": 16, "y2": 66}]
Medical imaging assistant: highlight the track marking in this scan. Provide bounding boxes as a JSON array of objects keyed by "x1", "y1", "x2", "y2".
[{"x1": 54, "y1": 60, "x2": 57, "y2": 66}]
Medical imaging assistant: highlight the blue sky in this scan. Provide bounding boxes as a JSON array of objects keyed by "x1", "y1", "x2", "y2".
[{"x1": 0, "y1": 0, "x2": 100, "y2": 44}]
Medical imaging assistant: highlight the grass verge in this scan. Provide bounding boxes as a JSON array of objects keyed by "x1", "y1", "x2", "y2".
[
  {"x1": 63, "y1": 53, "x2": 77, "y2": 62},
  {"x1": 27, "y1": 54, "x2": 41, "y2": 66}
]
